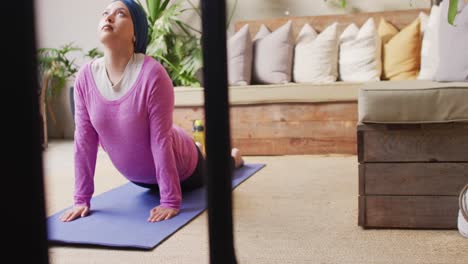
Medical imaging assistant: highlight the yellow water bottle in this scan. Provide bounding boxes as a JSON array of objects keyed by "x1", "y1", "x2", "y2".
[{"x1": 193, "y1": 119, "x2": 205, "y2": 154}]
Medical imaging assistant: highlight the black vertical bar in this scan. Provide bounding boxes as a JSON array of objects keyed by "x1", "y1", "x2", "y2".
[
  {"x1": 4, "y1": 0, "x2": 49, "y2": 263},
  {"x1": 200, "y1": 0, "x2": 237, "y2": 263}
]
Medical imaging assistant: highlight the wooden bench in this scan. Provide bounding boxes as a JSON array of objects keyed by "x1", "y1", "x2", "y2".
[
  {"x1": 173, "y1": 8, "x2": 429, "y2": 156},
  {"x1": 358, "y1": 123, "x2": 468, "y2": 229},
  {"x1": 174, "y1": 101, "x2": 358, "y2": 155}
]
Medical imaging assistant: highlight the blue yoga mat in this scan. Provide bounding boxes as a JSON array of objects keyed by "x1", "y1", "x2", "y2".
[{"x1": 48, "y1": 163, "x2": 265, "y2": 250}]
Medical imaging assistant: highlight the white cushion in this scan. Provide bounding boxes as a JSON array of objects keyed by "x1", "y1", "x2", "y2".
[
  {"x1": 227, "y1": 24, "x2": 253, "y2": 86},
  {"x1": 338, "y1": 18, "x2": 381, "y2": 82},
  {"x1": 418, "y1": 5, "x2": 441, "y2": 80},
  {"x1": 419, "y1": 11, "x2": 429, "y2": 35},
  {"x1": 434, "y1": 0, "x2": 468, "y2": 82},
  {"x1": 252, "y1": 21, "x2": 294, "y2": 84},
  {"x1": 293, "y1": 23, "x2": 339, "y2": 83}
]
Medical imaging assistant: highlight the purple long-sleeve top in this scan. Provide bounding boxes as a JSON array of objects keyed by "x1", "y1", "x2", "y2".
[{"x1": 73, "y1": 55, "x2": 198, "y2": 210}]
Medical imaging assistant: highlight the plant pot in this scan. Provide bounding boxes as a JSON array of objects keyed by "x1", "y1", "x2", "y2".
[
  {"x1": 70, "y1": 86, "x2": 75, "y2": 121},
  {"x1": 39, "y1": 100, "x2": 47, "y2": 149},
  {"x1": 39, "y1": 73, "x2": 50, "y2": 149}
]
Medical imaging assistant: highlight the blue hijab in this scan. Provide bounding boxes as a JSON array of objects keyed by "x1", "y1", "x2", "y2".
[{"x1": 114, "y1": 0, "x2": 148, "y2": 53}]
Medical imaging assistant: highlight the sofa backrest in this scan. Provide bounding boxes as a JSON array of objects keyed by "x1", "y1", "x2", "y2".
[{"x1": 234, "y1": 8, "x2": 429, "y2": 38}]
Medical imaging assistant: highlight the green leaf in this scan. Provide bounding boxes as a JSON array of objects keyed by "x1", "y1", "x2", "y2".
[
  {"x1": 227, "y1": 0, "x2": 238, "y2": 29},
  {"x1": 339, "y1": 0, "x2": 347, "y2": 9},
  {"x1": 148, "y1": 0, "x2": 159, "y2": 21},
  {"x1": 176, "y1": 21, "x2": 192, "y2": 36},
  {"x1": 176, "y1": 20, "x2": 201, "y2": 35},
  {"x1": 448, "y1": 0, "x2": 458, "y2": 26},
  {"x1": 185, "y1": 0, "x2": 201, "y2": 17},
  {"x1": 325, "y1": 0, "x2": 347, "y2": 9},
  {"x1": 160, "y1": 0, "x2": 171, "y2": 15},
  {"x1": 85, "y1": 48, "x2": 103, "y2": 59},
  {"x1": 36, "y1": 42, "x2": 81, "y2": 99}
]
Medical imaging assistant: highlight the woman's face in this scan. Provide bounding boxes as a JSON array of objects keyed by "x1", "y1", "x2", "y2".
[{"x1": 98, "y1": 1, "x2": 134, "y2": 50}]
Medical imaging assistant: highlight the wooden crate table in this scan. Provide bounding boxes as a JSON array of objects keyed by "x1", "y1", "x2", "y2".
[{"x1": 358, "y1": 123, "x2": 468, "y2": 228}]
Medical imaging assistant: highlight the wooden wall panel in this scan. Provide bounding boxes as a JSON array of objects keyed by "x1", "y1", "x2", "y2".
[
  {"x1": 235, "y1": 9, "x2": 429, "y2": 39},
  {"x1": 174, "y1": 102, "x2": 358, "y2": 155}
]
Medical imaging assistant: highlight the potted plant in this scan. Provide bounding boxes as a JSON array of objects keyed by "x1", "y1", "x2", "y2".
[
  {"x1": 37, "y1": 43, "x2": 80, "y2": 148},
  {"x1": 137, "y1": 0, "x2": 238, "y2": 87},
  {"x1": 137, "y1": 0, "x2": 203, "y2": 86}
]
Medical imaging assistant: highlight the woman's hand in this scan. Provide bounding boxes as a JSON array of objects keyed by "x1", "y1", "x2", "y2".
[
  {"x1": 59, "y1": 205, "x2": 90, "y2": 222},
  {"x1": 148, "y1": 206, "x2": 179, "y2": 222}
]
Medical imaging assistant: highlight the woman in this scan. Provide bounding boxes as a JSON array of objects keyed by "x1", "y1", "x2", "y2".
[{"x1": 60, "y1": 0, "x2": 243, "y2": 223}]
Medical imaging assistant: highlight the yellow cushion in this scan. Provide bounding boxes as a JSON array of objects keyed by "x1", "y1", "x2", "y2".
[{"x1": 378, "y1": 18, "x2": 422, "y2": 80}]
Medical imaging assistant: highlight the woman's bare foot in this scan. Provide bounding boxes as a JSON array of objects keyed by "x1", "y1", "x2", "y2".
[
  {"x1": 231, "y1": 148, "x2": 244, "y2": 168},
  {"x1": 195, "y1": 141, "x2": 202, "y2": 150},
  {"x1": 195, "y1": 142, "x2": 206, "y2": 158}
]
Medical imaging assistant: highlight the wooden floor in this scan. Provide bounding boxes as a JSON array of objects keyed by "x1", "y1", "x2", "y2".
[{"x1": 174, "y1": 102, "x2": 358, "y2": 155}]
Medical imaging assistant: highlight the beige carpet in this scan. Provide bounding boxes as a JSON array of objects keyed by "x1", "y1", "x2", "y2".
[{"x1": 44, "y1": 140, "x2": 468, "y2": 264}]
